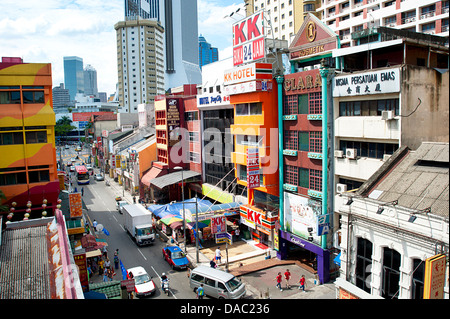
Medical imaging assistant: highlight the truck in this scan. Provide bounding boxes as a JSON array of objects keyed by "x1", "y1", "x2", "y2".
[{"x1": 122, "y1": 204, "x2": 155, "y2": 246}]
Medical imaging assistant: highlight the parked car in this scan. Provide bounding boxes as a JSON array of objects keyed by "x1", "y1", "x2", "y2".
[
  {"x1": 75, "y1": 146, "x2": 81, "y2": 152},
  {"x1": 127, "y1": 266, "x2": 156, "y2": 297},
  {"x1": 94, "y1": 173, "x2": 104, "y2": 181},
  {"x1": 162, "y1": 245, "x2": 190, "y2": 270}
]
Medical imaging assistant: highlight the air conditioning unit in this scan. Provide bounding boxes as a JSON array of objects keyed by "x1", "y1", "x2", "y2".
[
  {"x1": 336, "y1": 183, "x2": 348, "y2": 194},
  {"x1": 405, "y1": 18, "x2": 411, "y2": 23},
  {"x1": 383, "y1": 154, "x2": 392, "y2": 161},
  {"x1": 346, "y1": 148, "x2": 357, "y2": 159},
  {"x1": 382, "y1": 110, "x2": 394, "y2": 120},
  {"x1": 334, "y1": 150, "x2": 344, "y2": 158}
]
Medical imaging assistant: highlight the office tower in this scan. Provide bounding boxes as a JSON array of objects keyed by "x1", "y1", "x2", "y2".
[
  {"x1": 63, "y1": 56, "x2": 84, "y2": 101},
  {"x1": 317, "y1": 0, "x2": 449, "y2": 48},
  {"x1": 244, "y1": 0, "x2": 321, "y2": 45},
  {"x1": 198, "y1": 35, "x2": 219, "y2": 69},
  {"x1": 115, "y1": 19, "x2": 165, "y2": 113},
  {"x1": 125, "y1": 0, "x2": 160, "y2": 20},
  {"x1": 52, "y1": 83, "x2": 71, "y2": 108},
  {"x1": 163, "y1": 0, "x2": 202, "y2": 90},
  {"x1": 0, "y1": 57, "x2": 59, "y2": 220},
  {"x1": 83, "y1": 64, "x2": 98, "y2": 97}
]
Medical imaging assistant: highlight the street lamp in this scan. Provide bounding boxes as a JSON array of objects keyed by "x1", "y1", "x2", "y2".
[{"x1": 174, "y1": 166, "x2": 186, "y2": 253}]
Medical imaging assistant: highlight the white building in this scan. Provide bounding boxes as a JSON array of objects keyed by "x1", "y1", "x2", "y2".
[
  {"x1": 115, "y1": 19, "x2": 165, "y2": 113},
  {"x1": 335, "y1": 142, "x2": 449, "y2": 299},
  {"x1": 317, "y1": 0, "x2": 449, "y2": 47}
]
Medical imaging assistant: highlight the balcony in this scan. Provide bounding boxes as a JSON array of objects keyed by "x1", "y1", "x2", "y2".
[{"x1": 420, "y1": 11, "x2": 436, "y2": 20}]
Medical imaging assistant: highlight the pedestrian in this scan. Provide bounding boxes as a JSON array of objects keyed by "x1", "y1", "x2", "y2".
[
  {"x1": 133, "y1": 196, "x2": 136, "y2": 203},
  {"x1": 284, "y1": 269, "x2": 292, "y2": 289},
  {"x1": 103, "y1": 268, "x2": 108, "y2": 282},
  {"x1": 275, "y1": 272, "x2": 283, "y2": 291},
  {"x1": 235, "y1": 227, "x2": 240, "y2": 241},
  {"x1": 104, "y1": 258, "x2": 111, "y2": 270},
  {"x1": 215, "y1": 246, "x2": 222, "y2": 263},
  {"x1": 92, "y1": 219, "x2": 98, "y2": 232},
  {"x1": 298, "y1": 274, "x2": 306, "y2": 292},
  {"x1": 98, "y1": 258, "x2": 104, "y2": 276},
  {"x1": 197, "y1": 284, "x2": 205, "y2": 299},
  {"x1": 107, "y1": 268, "x2": 114, "y2": 281},
  {"x1": 210, "y1": 258, "x2": 217, "y2": 269},
  {"x1": 81, "y1": 187, "x2": 84, "y2": 196},
  {"x1": 114, "y1": 249, "x2": 119, "y2": 270}
]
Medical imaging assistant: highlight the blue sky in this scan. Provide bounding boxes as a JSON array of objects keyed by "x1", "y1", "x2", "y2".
[{"x1": 0, "y1": 0, "x2": 246, "y2": 96}]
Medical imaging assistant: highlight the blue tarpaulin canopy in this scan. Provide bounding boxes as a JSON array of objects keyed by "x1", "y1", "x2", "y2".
[{"x1": 148, "y1": 198, "x2": 240, "y2": 220}]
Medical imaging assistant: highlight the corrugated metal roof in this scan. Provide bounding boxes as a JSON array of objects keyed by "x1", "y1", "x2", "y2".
[
  {"x1": 370, "y1": 142, "x2": 449, "y2": 217},
  {"x1": 0, "y1": 225, "x2": 51, "y2": 299},
  {"x1": 150, "y1": 170, "x2": 201, "y2": 189}
]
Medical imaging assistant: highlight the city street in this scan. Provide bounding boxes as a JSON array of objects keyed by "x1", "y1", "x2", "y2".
[{"x1": 78, "y1": 168, "x2": 195, "y2": 299}]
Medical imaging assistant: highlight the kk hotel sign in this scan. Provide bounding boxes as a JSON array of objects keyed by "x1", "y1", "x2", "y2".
[{"x1": 288, "y1": 13, "x2": 338, "y2": 61}]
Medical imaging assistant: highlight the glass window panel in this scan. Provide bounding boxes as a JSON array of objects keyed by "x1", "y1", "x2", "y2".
[{"x1": 22, "y1": 91, "x2": 33, "y2": 103}]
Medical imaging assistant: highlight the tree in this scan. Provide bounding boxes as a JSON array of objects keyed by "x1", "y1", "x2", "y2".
[{"x1": 55, "y1": 116, "x2": 76, "y2": 138}]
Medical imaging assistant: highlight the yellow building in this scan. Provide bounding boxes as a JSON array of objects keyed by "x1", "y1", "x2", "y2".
[{"x1": 0, "y1": 57, "x2": 59, "y2": 221}]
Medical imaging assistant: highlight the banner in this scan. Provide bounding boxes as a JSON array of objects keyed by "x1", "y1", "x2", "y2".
[
  {"x1": 211, "y1": 215, "x2": 226, "y2": 234},
  {"x1": 246, "y1": 147, "x2": 260, "y2": 189}
]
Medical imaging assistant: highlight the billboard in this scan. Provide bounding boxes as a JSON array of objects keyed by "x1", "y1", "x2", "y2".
[
  {"x1": 232, "y1": 10, "x2": 265, "y2": 66},
  {"x1": 283, "y1": 192, "x2": 322, "y2": 245},
  {"x1": 211, "y1": 215, "x2": 226, "y2": 234}
]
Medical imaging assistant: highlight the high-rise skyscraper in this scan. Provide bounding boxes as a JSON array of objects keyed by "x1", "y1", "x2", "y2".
[
  {"x1": 125, "y1": 0, "x2": 160, "y2": 20},
  {"x1": 83, "y1": 64, "x2": 98, "y2": 97},
  {"x1": 198, "y1": 35, "x2": 219, "y2": 69},
  {"x1": 115, "y1": 19, "x2": 165, "y2": 113},
  {"x1": 63, "y1": 56, "x2": 84, "y2": 101}
]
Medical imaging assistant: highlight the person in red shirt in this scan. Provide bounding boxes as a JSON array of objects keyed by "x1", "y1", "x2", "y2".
[
  {"x1": 298, "y1": 274, "x2": 306, "y2": 292},
  {"x1": 275, "y1": 272, "x2": 283, "y2": 291},
  {"x1": 284, "y1": 269, "x2": 292, "y2": 289}
]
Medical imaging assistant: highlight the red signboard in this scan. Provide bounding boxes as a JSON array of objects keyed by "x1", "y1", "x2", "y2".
[
  {"x1": 232, "y1": 10, "x2": 265, "y2": 66},
  {"x1": 246, "y1": 148, "x2": 260, "y2": 189},
  {"x1": 69, "y1": 192, "x2": 83, "y2": 218},
  {"x1": 74, "y1": 253, "x2": 89, "y2": 292},
  {"x1": 211, "y1": 216, "x2": 226, "y2": 234}
]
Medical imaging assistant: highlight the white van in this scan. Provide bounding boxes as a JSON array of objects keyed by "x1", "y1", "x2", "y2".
[{"x1": 189, "y1": 265, "x2": 246, "y2": 299}]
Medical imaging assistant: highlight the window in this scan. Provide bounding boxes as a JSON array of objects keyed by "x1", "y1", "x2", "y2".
[
  {"x1": 298, "y1": 132, "x2": 309, "y2": 151},
  {"x1": 0, "y1": 171, "x2": 27, "y2": 186},
  {"x1": 190, "y1": 274, "x2": 205, "y2": 283},
  {"x1": 309, "y1": 169, "x2": 322, "y2": 191},
  {"x1": 189, "y1": 152, "x2": 200, "y2": 163},
  {"x1": 285, "y1": 165, "x2": 298, "y2": 185},
  {"x1": 340, "y1": 140, "x2": 398, "y2": 159},
  {"x1": 25, "y1": 131, "x2": 47, "y2": 144},
  {"x1": 339, "y1": 99, "x2": 399, "y2": 116},
  {"x1": 298, "y1": 168, "x2": 309, "y2": 188},
  {"x1": 308, "y1": 92, "x2": 322, "y2": 114},
  {"x1": 381, "y1": 247, "x2": 401, "y2": 299},
  {"x1": 205, "y1": 278, "x2": 216, "y2": 287},
  {"x1": 284, "y1": 95, "x2": 298, "y2": 115},
  {"x1": 0, "y1": 132, "x2": 23, "y2": 145},
  {"x1": 0, "y1": 91, "x2": 21, "y2": 104},
  {"x1": 28, "y1": 170, "x2": 50, "y2": 183},
  {"x1": 356, "y1": 238, "x2": 373, "y2": 293},
  {"x1": 189, "y1": 132, "x2": 199, "y2": 143},
  {"x1": 22, "y1": 91, "x2": 44, "y2": 103},
  {"x1": 411, "y1": 259, "x2": 425, "y2": 299},
  {"x1": 235, "y1": 103, "x2": 262, "y2": 116},
  {"x1": 309, "y1": 131, "x2": 322, "y2": 153},
  {"x1": 284, "y1": 130, "x2": 298, "y2": 150}
]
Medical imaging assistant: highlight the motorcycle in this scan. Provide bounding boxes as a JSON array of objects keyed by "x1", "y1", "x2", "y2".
[
  {"x1": 105, "y1": 180, "x2": 110, "y2": 186},
  {"x1": 161, "y1": 278, "x2": 170, "y2": 296}
]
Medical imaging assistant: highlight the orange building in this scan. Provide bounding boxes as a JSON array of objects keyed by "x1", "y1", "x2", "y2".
[
  {"x1": 0, "y1": 57, "x2": 59, "y2": 221},
  {"x1": 226, "y1": 62, "x2": 279, "y2": 247}
]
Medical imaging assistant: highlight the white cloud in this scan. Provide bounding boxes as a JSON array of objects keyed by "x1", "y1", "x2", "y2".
[{"x1": 0, "y1": 0, "x2": 246, "y2": 96}]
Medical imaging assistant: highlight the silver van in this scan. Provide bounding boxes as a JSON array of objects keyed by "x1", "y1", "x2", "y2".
[{"x1": 189, "y1": 265, "x2": 246, "y2": 299}]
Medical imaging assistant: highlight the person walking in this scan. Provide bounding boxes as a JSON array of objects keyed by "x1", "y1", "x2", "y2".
[
  {"x1": 197, "y1": 284, "x2": 205, "y2": 299},
  {"x1": 114, "y1": 249, "x2": 120, "y2": 270},
  {"x1": 284, "y1": 269, "x2": 292, "y2": 289},
  {"x1": 298, "y1": 274, "x2": 306, "y2": 292},
  {"x1": 275, "y1": 272, "x2": 283, "y2": 291},
  {"x1": 92, "y1": 219, "x2": 98, "y2": 232},
  {"x1": 215, "y1": 247, "x2": 222, "y2": 263}
]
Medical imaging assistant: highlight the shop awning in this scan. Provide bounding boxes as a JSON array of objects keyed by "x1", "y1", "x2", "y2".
[
  {"x1": 334, "y1": 252, "x2": 341, "y2": 266},
  {"x1": 150, "y1": 170, "x2": 201, "y2": 189},
  {"x1": 141, "y1": 166, "x2": 164, "y2": 187}
]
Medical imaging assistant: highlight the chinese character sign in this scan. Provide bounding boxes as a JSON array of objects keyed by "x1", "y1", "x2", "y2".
[{"x1": 69, "y1": 192, "x2": 83, "y2": 218}]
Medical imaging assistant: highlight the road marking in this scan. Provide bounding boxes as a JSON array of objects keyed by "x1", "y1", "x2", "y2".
[{"x1": 137, "y1": 248, "x2": 147, "y2": 261}]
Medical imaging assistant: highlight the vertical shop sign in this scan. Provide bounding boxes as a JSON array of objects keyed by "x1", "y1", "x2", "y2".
[
  {"x1": 211, "y1": 215, "x2": 226, "y2": 234},
  {"x1": 232, "y1": 10, "x2": 265, "y2": 66},
  {"x1": 423, "y1": 254, "x2": 446, "y2": 299},
  {"x1": 69, "y1": 192, "x2": 83, "y2": 218},
  {"x1": 167, "y1": 99, "x2": 181, "y2": 146},
  {"x1": 246, "y1": 147, "x2": 260, "y2": 189}
]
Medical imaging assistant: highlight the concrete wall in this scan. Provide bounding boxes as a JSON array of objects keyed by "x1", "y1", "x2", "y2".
[{"x1": 401, "y1": 65, "x2": 449, "y2": 150}]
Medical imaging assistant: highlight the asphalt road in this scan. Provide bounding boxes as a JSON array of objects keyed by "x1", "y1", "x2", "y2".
[{"x1": 80, "y1": 168, "x2": 195, "y2": 299}]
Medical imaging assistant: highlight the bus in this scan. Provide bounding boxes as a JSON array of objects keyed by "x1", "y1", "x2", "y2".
[{"x1": 75, "y1": 165, "x2": 90, "y2": 185}]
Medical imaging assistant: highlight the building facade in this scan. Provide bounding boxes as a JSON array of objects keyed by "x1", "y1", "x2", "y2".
[
  {"x1": 83, "y1": 64, "x2": 98, "y2": 97},
  {"x1": 63, "y1": 56, "x2": 84, "y2": 101},
  {"x1": 245, "y1": 0, "x2": 322, "y2": 45},
  {"x1": 0, "y1": 57, "x2": 60, "y2": 221},
  {"x1": 335, "y1": 142, "x2": 449, "y2": 299},
  {"x1": 317, "y1": 0, "x2": 449, "y2": 48},
  {"x1": 115, "y1": 19, "x2": 165, "y2": 113}
]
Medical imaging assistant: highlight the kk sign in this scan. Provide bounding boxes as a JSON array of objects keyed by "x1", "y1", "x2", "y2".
[
  {"x1": 233, "y1": 10, "x2": 265, "y2": 66},
  {"x1": 246, "y1": 147, "x2": 260, "y2": 189}
]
